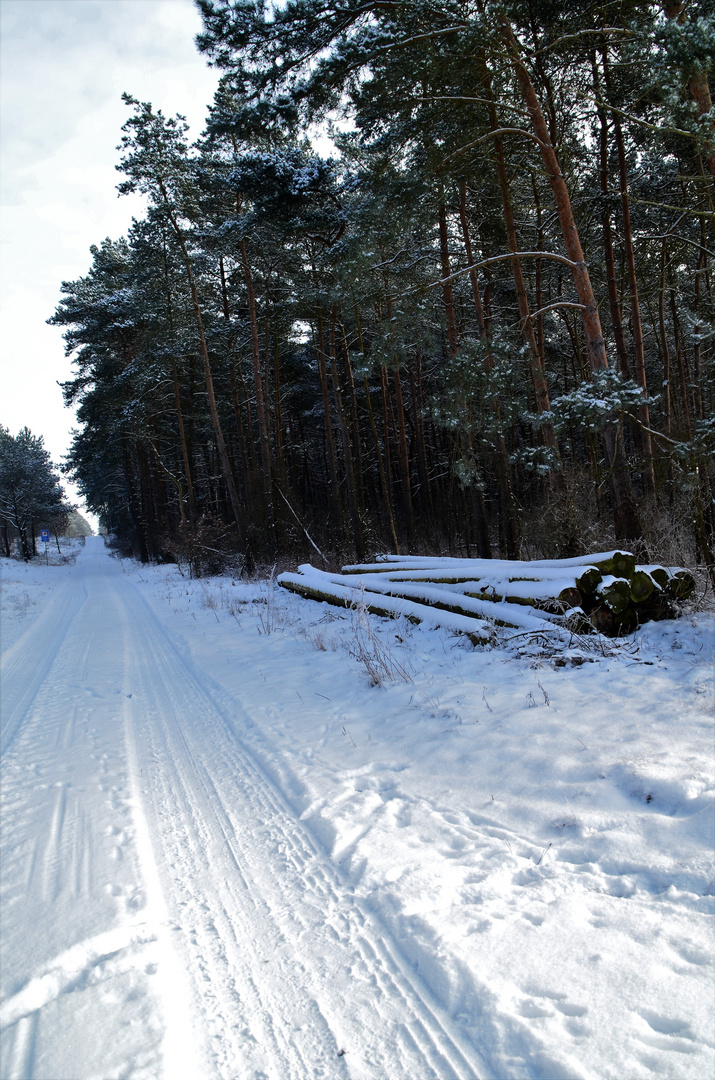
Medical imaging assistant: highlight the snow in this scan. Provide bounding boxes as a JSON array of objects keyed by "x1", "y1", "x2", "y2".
[
  {"x1": 280, "y1": 565, "x2": 577, "y2": 635},
  {"x1": 344, "y1": 551, "x2": 627, "y2": 572},
  {"x1": 1, "y1": 538, "x2": 713, "y2": 1079}
]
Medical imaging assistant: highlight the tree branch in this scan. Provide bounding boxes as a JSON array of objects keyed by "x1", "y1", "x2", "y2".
[
  {"x1": 442, "y1": 126, "x2": 549, "y2": 165},
  {"x1": 395, "y1": 251, "x2": 579, "y2": 297}
]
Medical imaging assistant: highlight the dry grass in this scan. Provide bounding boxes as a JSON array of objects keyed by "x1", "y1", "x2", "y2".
[{"x1": 346, "y1": 590, "x2": 413, "y2": 687}]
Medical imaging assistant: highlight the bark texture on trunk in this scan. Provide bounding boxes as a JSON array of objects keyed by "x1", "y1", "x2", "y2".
[
  {"x1": 664, "y1": 1, "x2": 715, "y2": 176},
  {"x1": 496, "y1": 16, "x2": 643, "y2": 542},
  {"x1": 603, "y1": 50, "x2": 655, "y2": 490},
  {"x1": 458, "y1": 179, "x2": 518, "y2": 557},
  {"x1": 240, "y1": 238, "x2": 276, "y2": 554},
  {"x1": 158, "y1": 186, "x2": 246, "y2": 545},
  {"x1": 315, "y1": 307, "x2": 343, "y2": 533}
]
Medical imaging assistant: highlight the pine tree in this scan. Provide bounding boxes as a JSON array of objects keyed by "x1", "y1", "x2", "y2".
[{"x1": 0, "y1": 428, "x2": 70, "y2": 560}]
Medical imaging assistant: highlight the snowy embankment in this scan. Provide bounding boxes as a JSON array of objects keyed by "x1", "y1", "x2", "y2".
[{"x1": 1, "y1": 540, "x2": 713, "y2": 1080}]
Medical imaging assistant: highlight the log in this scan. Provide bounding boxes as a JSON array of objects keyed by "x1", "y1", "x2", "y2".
[
  {"x1": 286, "y1": 552, "x2": 693, "y2": 641},
  {"x1": 590, "y1": 601, "x2": 636, "y2": 636},
  {"x1": 665, "y1": 570, "x2": 696, "y2": 601},
  {"x1": 597, "y1": 577, "x2": 631, "y2": 614},
  {"x1": 557, "y1": 586, "x2": 583, "y2": 609},
  {"x1": 589, "y1": 603, "x2": 614, "y2": 635},
  {"x1": 629, "y1": 570, "x2": 655, "y2": 604},
  {"x1": 611, "y1": 551, "x2": 637, "y2": 579},
  {"x1": 643, "y1": 565, "x2": 669, "y2": 590},
  {"x1": 279, "y1": 577, "x2": 410, "y2": 620},
  {"x1": 278, "y1": 575, "x2": 494, "y2": 644},
  {"x1": 635, "y1": 592, "x2": 677, "y2": 622},
  {"x1": 589, "y1": 553, "x2": 630, "y2": 578},
  {"x1": 534, "y1": 587, "x2": 583, "y2": 615},
  {"x1": 575, "y1": 567, "x2": 602, "y2": 595},
  {"x1": 613, "y1": 606, "x2": 638, "y2": 636}
]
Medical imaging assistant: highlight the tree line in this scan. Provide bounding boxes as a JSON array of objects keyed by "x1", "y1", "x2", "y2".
[
  {"x1": 52, "y1": 0, "x2": 714, "y2": 578},
  {"x1": 0, "y1": 428, "x2": 71, "y2": 560}
]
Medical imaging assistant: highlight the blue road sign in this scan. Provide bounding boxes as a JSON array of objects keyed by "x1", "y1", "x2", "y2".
[{"x1": 40, "y1": 530, "x2": 49, "y2": 543}]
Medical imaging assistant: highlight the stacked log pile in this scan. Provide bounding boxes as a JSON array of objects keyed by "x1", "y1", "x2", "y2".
[{"x1": 278, "y1": 551, "x2": 695, "y2": 640}]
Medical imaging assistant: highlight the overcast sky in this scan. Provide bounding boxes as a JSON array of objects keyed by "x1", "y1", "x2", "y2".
[{"x1": 0, "y1": 0, "x2": 220, "y2": 525}]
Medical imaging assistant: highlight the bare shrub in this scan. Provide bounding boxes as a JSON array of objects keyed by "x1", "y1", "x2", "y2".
[
  {"x1": 161, "y1": 515, "x2": 245, "y2": 578},
  {"x1": 256, "y1": 573, "x2": 294, "y2": 635},
  {"x1": 522, "y1": 467, "x2": 612, "y2": 560},
  {"x1": 347, "y1": 589, "x2": 412, "y2": 686}
]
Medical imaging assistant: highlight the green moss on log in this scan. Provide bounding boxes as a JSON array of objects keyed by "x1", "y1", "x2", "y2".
[
  {"x1": 666, "y1": 570, "x2": 696, "y2": 601},
  {"x1": 575, "y1": 567, "x2": 602, "y2": 595},
  {"x1": 598, "y1": 578, "x2": 631, "y2": 614},
  {"x1": 630, "y1": 570, "x2": 655, "y2": 604}
]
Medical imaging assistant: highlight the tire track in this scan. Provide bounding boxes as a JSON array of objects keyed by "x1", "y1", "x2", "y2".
[
  {"x1": 0, "y1": 575, "x2": 87, "y2": 752},
  {"x1": 115, "y1": 571, "x2": 489, "y2": 1080},
  {"x1": 1, "y1": 546, "x2": 169, "y2": 1080}
]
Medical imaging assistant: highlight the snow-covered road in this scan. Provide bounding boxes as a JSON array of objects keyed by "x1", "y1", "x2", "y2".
[{"x1": 1, "y1": 540, "x2": 487, "y2": 1079}]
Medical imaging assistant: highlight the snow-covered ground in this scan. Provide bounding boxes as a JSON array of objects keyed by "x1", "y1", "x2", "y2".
[{"x1": 1, "y1": 537, "x2": 713, "y2": 1080}]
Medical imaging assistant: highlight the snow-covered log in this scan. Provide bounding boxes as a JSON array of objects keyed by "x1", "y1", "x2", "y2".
[
  {"x1": 278, "y1": 568, "x2": 495, "y2": 643},
  {"x1": 279, "y1": 553, "x2": 695, "y2": 639}
]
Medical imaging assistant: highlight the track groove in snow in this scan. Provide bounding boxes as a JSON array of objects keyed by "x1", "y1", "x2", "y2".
[
  {"x1": 114, "y1": 563, "x2": 488, "y2": 1079},
  {"x1": 1, "y1": 541, "x2": 488, "y2": 1079},
  {"x1": 0, "y1": 574, "x2": 87, "y2": 753}
]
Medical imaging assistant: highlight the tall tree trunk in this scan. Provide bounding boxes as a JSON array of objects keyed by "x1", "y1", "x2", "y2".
[
  {"x1": 664, "y1": 1, "x2": 715, "y2": 176},
  {"x1": 495, "y1": 17, "x2": 643, "y2": 542},
  {"x1": 220, "y1": 255, "x2": 253, "y2": 478},
  {"x1": 166, "y1": 236, "x2": 196, "y2": 522},
  {"x1": 438, "y1": 192, "x2": 491, "y2": 556},
  {"x1": 658, "y1": 246, "x2": 672, "y2": 437},
  {"x1": 670, "y1": 283, "x2": 693, "y2": 439},
  {"x1": 592, "y1": 60, "x2": 631, "y2": 378},
  {"x1": 240, "y1": 237, "x2": 276, "y2": 554},
  {"x1": 692, "y1": 229, "x2": 707, "y2": 422},
  {"x1": 458, "y1": 179, "x2": 517, "y2": 556},
  {"x1": 532, "y1": 175, "x2": 546, "y2": 368},
  {"x1": 480, "y1": 62, "x2": 557, "y2": 448},
  {"x1": 158, "y1": 187, "x2": 245, "y2": 545},
  {"x1": 392, "y1": 363, "x2": 415, "y2": 550},
  {"x1": 603, "y1": 48, "x2": 655, "y2": 491},
  {"x1": 437, "y1": 201, "x2": 459, "y2": 359},
  {"x1": 229, "y1": 360, "x2": 252, "y2": 477},
  {"x1": 315, "y1": 306, "x2": 343, "y2": 534},
  {"x1": 353, "y1": 301, "x2": 399, "y2": 551},
  {"x1": 407, "y1": 353, "x2": 433, "y2": 518},
  {"x1": 171, "y1": 360, "x2": 196, "y2": 522},
  {"x1": 328, "y1": 314, "x2": 364, "y2": 561},
  {"x1": 380, "y1": 363, "x2": 396, "y2": 531},
  {"x1": 339, "y1": 322, "x2": 365, "y2": 507},
  {"x1": 272, "y1": 333, "x2": 287, "y2": 487},
  {"x1": 122, "y1": 433, "x2": 148, "y2": 562}
]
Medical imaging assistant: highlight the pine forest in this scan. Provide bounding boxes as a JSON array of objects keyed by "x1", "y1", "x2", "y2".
[{"x1": 50, "y1": 0, "x2": 715, "y2": 579}]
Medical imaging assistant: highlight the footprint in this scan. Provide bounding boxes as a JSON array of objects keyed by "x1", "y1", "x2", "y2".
[
  {"x1": 565, "y1": 1018, "x2": 591, "y2": 1038},
  {"x1": 525, "y1": 986, "x2": 567, "y2": 1002},
  {"x1": 635, "y1": 1033, "x2": 697, "y2": 1055},
  {"x1": 639, "y1": 1010, "x2": 695, "y2": 1040},
  {"x1": 555, "y1": 1002, "x2": 588, "y2": 1017},
  {"x1": 519, "y1": 999, "x2": 553, "y2": 1018},
  {"x1": 667, "y1": 937, "x2": 710, "y2": 967}
]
